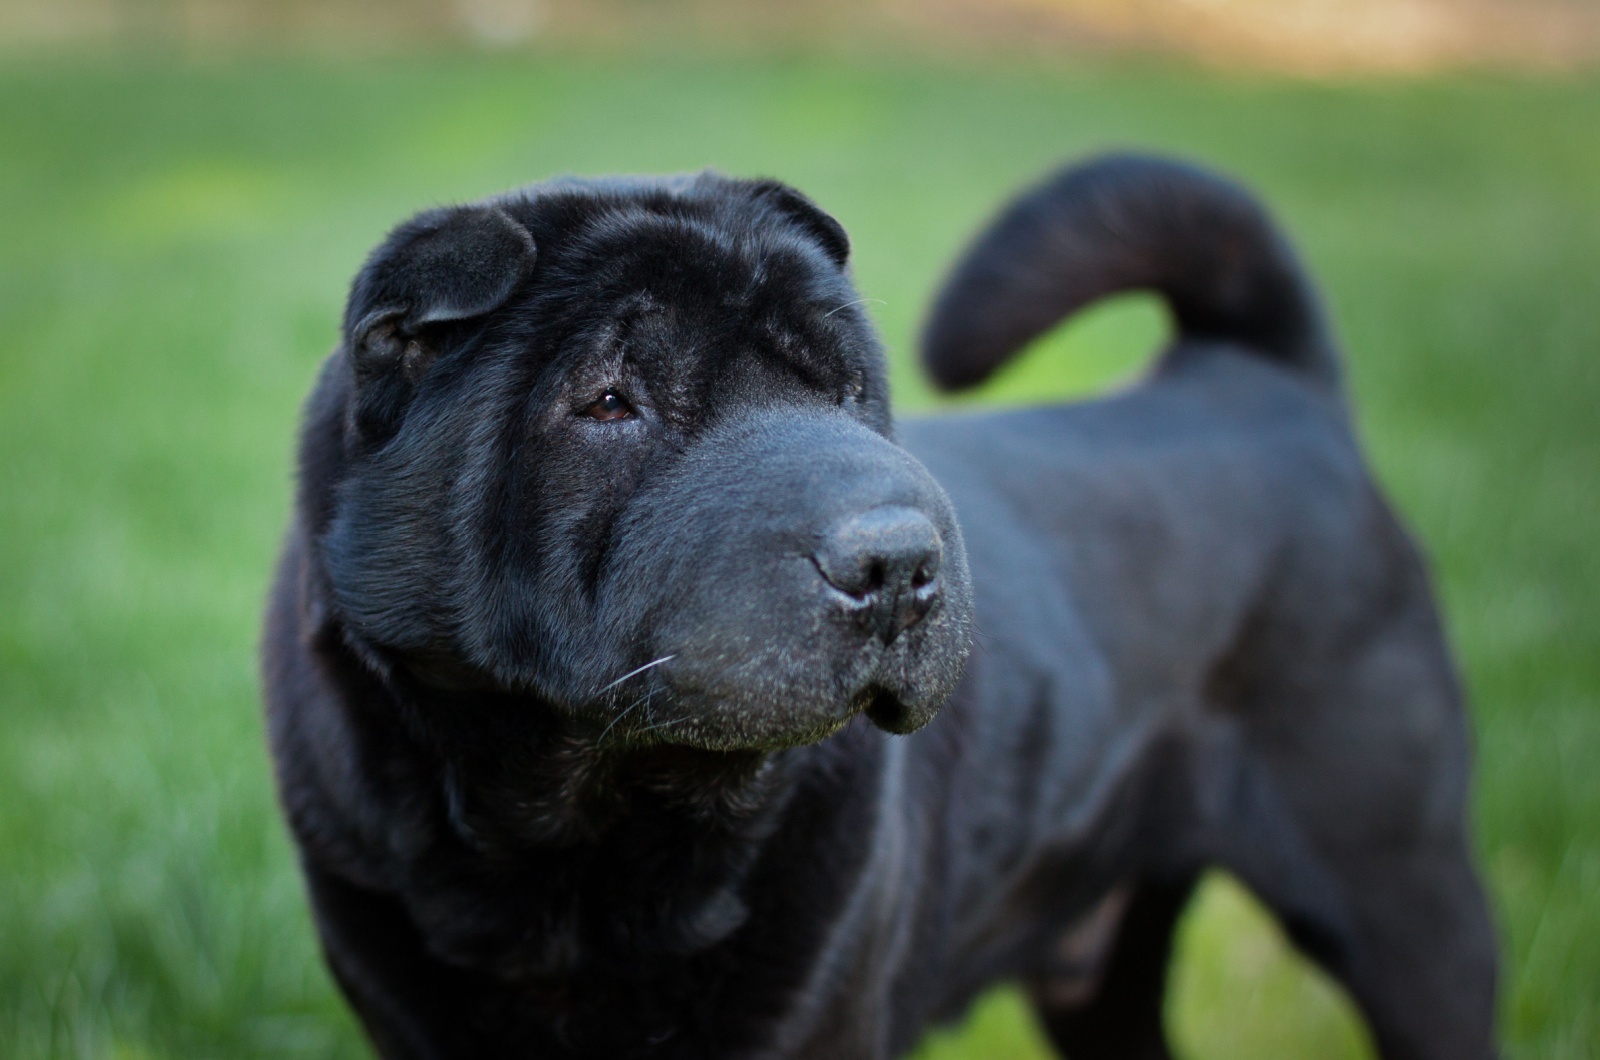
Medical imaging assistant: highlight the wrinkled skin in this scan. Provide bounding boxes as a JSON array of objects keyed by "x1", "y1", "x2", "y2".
[
  {"x1": 316, "y1": 176, "x2": 970, "y2": 744},
  {"x1": 263, "y1": 158, "x2": 1498, "y2": 1059}
]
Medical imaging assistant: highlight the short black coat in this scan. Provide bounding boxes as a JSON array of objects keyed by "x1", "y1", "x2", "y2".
[{"x1": 263, "y1": 156, "x2": 1498, "y2": 1059}]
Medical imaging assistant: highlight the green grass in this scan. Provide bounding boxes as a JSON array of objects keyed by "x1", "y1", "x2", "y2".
[{"x1": 1, "y1": 51, "x2": 1596, "y2": 1059}]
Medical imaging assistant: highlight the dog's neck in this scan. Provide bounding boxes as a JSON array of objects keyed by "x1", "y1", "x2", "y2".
[
  {"x1": 411, "y1": 680, "x2": 794, "y2": 850},
  {"x1": 322, "y1": 623, "x2": 812, "y2": 978}
]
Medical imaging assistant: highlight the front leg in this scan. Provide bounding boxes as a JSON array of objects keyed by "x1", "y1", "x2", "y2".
[
  {"x1": 1025, "y1": 875, "x2": 1199, "y2": 1060},
  {"x1": 303, "y1": 863, "x2": 502, "y2": 1059}
]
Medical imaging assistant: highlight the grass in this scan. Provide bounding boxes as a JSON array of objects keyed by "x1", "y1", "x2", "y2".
[{"x1": 0, "y1": 50, "x2": 1596, "y2": 1059}]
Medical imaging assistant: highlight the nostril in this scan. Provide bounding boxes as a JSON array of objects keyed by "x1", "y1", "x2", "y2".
[{"x1": 813, "y1": 507, "x2": 944, "y2": 639}]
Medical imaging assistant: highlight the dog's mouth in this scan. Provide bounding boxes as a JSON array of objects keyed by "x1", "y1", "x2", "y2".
[
  {"x1": 856, "y1": 683, "x2": 918, "y2": 735},
  {"x1": 585, "y1": 650, "x2": 949, "y2": 752},
  {"x1": 389, "y1": 628, "x2": 957, "y2": 752}
]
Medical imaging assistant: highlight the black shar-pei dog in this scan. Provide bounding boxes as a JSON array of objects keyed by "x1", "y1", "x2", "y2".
[{"x1": 263, "y1": 154, "x2": 1499, "y2": 1059}]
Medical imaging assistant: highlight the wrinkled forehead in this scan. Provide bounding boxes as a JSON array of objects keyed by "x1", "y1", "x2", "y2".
[
  {"x1": 559, "y1": 202, "x2": 850, "y2": 307},
  {"x1": 529, "y1": 206, "x2": 870, "y2": 385}
]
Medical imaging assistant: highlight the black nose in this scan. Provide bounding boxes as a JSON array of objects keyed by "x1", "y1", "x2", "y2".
[{"x1": 814, "y1": 506, "x2": 943, "y2": 643}]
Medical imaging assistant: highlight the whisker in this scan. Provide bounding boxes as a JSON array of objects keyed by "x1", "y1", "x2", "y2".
[
  {"x1": 597, "y1": 655, "x2": 677, "y2": 695},
  {"x1": 598, "y1": 687, "x2": 655, "y2": 745},
  {"x1": 632, "y1": 712, "x2": 691, "y2": 739},
  {"x1": 823, "y1": 297, "x2": 886, "y2": 319}
]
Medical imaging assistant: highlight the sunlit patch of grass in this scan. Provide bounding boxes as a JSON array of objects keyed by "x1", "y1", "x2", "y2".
[
  {"x1": 915, "y1": 989, "x2": 1053, "y2": 1060},
  {"x1": 1170, "y1": 875, "x2": 1370, "y2": 1059}
]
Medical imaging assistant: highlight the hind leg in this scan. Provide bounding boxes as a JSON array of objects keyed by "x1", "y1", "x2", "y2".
[
  {"x1": 1206, "y1": 598, "x2": 1499, "y2": 1059},
  {"x1": 1313, "y1": 839, "x2": 1497, "y2": 1060},
  {"x1": 1025, "y1": 873, "x2": 1199, "y2": 1060},
  {"x1": 1216, "y1": 768, "x2": 1498, "y2": 1059}
]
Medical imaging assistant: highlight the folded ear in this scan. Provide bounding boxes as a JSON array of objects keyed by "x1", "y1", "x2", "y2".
[
  {"x1": 747, "y1": 180, "x2": 850, "y2": 268},
  {"x1": 344, "y1": 204, "x2": 536, "y2": 384},
  {"x1": 341, "y1": 204, "x2": 534, "y2": 438}
]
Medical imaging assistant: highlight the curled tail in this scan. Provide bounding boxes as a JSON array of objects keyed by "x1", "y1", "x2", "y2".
[{"x1": 920, "y1": 154, "x2": 1340, "y2": 392}]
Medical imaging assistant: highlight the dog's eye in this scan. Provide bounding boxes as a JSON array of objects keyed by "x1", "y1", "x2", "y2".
[{"x1": 583, "y1": 390, "x2": 634, "y2": 422}]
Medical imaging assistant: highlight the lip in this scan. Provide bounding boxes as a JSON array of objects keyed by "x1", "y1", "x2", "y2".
[
  {"x1": 591, "y1": 646, "x2": 902, "y2": 747},
  {"x1": 857, "y1": 685, "x2": 917, "y2": 734}
]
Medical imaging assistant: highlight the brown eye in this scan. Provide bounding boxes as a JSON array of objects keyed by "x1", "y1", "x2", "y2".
[{"x1": 583, "y1": 389, "x2": 633, "y2": 422}]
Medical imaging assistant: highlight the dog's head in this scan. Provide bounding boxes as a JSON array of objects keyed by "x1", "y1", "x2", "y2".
[{"x1": 313, "y1": 172, "x2": 972, "y2": 751}]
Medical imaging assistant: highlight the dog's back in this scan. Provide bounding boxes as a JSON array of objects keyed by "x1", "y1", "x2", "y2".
[{"x1": 888, "y1": 155, "x2": 1498, "y2": 1060}]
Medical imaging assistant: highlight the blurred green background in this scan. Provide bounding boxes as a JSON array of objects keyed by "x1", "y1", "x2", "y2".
[{"x1": 1, "y1": 16, "x2": 1598, "y2": 1060}]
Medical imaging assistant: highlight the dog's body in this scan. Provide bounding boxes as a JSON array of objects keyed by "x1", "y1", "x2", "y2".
[{"x1": 263, "y1": 156, "x2": 1498, "y2": 1059}]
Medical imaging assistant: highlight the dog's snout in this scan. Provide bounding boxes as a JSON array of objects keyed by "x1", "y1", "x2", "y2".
[{"x1": 814, "y1": 506, "x2": 943, "y2": 643}]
